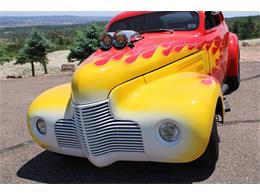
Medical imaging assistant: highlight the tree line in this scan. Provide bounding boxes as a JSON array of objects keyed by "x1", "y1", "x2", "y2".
[{"x1": 226, "y1": 15, "x2": 260, "y2": 40}]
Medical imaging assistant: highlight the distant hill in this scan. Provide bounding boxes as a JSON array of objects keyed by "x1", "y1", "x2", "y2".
[
  {"x1": 225, "y1": 15, "x2": 259, "y2": 24},
  {"x1": 0, "y1": 15, "x2": 112, "y2": 28}
]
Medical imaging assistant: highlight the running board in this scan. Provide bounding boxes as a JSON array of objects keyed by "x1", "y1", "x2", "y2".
[
  {"x1": 222, "y1": 84, "x2": 231, "y2": 112},
  {"x1": 223, "y1": 97, "x2": 231, "y2": 112}
]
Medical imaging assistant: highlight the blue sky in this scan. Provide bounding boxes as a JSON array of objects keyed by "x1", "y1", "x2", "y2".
[{"x1": 0, "y1": 11, "x2": 259, "y2": 18}]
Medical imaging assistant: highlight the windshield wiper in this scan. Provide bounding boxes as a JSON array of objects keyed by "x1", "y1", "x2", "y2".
[{"x1": 139, "y1": 28, "x2": 174, "y2": 34}]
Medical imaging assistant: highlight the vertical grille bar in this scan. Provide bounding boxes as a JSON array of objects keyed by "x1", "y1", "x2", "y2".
[{"x1": 73, "y1": 106, "x2": 89, "y2": 156}]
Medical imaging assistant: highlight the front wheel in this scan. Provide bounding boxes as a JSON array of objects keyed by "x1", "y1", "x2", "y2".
[{"x1": 195, "y1": 119, "x2": 219, "y2": 167}]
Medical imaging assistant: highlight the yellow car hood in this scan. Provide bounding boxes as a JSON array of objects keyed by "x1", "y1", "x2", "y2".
[{"x1": 72, "y1": 33, "x2": 205, "y2": 104}]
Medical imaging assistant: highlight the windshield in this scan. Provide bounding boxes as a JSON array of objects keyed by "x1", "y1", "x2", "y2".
[{"x1": 108, "y1": 11, "x2": 200, "y2": 33}]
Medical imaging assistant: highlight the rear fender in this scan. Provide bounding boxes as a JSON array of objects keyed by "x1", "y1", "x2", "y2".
[{"x1": 227, "y1": 33, "x2": 240, "y2": 77}]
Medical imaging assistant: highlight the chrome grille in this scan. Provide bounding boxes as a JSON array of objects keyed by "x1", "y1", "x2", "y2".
[
  {"x1": 55, "y1": 100, "x2": 144, "y2": 157},
  {"x1": 55, "y1": 119, "x2": 89, "y2": 156},
  {"x1": 54, "y1": 119, "x2": 81, "y2": 149}
]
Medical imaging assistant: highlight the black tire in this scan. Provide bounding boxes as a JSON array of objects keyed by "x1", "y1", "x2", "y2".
[
  {"x1": 225, "y1": 49, "x2": 240, "y2": 93},
  {"x1": 195, "y1": 119, "x2": 219, "y2": 167}
]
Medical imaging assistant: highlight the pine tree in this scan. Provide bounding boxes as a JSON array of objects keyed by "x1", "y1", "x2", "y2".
[
  {"x1": 16, "y1": 30, "x2": 52, "y2": 76},
  {"x1": 68, "y1": 24, "x2": 104, "y2": 64}
]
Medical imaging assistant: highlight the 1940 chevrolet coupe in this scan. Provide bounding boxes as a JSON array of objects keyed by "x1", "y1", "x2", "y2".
[{"x1": 27, "y1": 11, "x2": 240, "y2": 167}]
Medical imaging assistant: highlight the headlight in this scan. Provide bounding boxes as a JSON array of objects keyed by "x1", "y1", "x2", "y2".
[
  {"x1": 159, "y1": 121, "x2": 180, "y2": 142},
  {"x1": 36, "y1": 118, "x2": 47, "y2": 135},
  {"x1": 100, "y1": 32, "x2": 113, "y2": 50},
  {"x1": 113, "y1": 31, "x2": 127, "y2": 49}
]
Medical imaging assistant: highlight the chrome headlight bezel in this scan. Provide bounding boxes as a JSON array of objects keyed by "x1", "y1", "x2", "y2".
[
  {"x1": 36, "y1": 118, "x2": 47, "y2": 135},
  {"x1": 158, "y1": 120, "x2": 180, "y2": 143}
]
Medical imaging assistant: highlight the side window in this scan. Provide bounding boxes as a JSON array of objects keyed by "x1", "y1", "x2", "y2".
[{"x1": 205, "y1": 11, "x2": 221, "y2": 30}]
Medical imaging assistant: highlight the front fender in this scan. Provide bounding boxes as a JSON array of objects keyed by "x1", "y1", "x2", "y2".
[
  {"x1": 27, "y1": 83, "x2": 72, "y2": 150},
  {"x1": 109, "y1": 72, "x2": 223, "y2": 163}
]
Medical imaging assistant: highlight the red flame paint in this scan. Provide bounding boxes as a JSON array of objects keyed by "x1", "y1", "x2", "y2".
[{"x1": 89, "y1": 36, "x2": 223, "y2": 66}]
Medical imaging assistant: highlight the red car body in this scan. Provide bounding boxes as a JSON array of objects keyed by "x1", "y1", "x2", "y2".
[{"x1": 105, "y1": 11, "x2": 240, "y2": 86}]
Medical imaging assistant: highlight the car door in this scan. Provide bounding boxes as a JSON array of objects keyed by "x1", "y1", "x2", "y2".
[{"x1": 204, "y1": 11, "x2": 229, "y2": 83}]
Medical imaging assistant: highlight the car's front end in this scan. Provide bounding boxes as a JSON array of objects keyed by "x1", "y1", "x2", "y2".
[{"x1": 27, "y1": 11, "x2": 225, "y2": 167}]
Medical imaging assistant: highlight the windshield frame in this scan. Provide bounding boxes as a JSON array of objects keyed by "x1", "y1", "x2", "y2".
[{"x1": 108, "y1": 11, "x2": 200, "y2": 33}]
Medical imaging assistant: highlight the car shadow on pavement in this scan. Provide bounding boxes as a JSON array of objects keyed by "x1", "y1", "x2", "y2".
[{"x1": 17, "y1": 151, "x2": 215, "y2": 183}]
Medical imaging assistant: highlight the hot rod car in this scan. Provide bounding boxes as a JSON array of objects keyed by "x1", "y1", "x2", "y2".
[{"x1": 27, "y1": 11, "x2": 240, "y2": 167}]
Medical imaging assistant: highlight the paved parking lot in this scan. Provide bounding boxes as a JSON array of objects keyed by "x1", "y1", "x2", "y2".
[{"x1": 0, "y1": 62, "x2": 259, "y2": 183}]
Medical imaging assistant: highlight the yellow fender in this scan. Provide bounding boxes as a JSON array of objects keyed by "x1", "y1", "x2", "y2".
[
  {"x1": 27, "y1": 84, "x2": 72, "y2": 150},
  {"x1": 109, "y1": 72, "x2": 224, "y2": 163}
]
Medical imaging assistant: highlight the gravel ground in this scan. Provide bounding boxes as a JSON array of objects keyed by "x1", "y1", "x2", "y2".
[
  {"x1": 240, "y1": 45, "x2": 260, "y2": 63},
  {"x1": 0, "y1": 50, "x2": 74, "y2": 79},
  {"x1": 0, "y1": 50, "x2": 259, "y2": 183}
]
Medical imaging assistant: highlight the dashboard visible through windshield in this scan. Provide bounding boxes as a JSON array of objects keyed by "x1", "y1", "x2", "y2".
[{"x1": 108, "y1": 11, "x2": 200, "y2": 33}]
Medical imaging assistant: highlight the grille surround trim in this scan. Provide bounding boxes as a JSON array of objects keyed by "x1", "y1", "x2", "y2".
[{"x1": 55, "y1": 100, "x2": 144, "y2": 157}]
